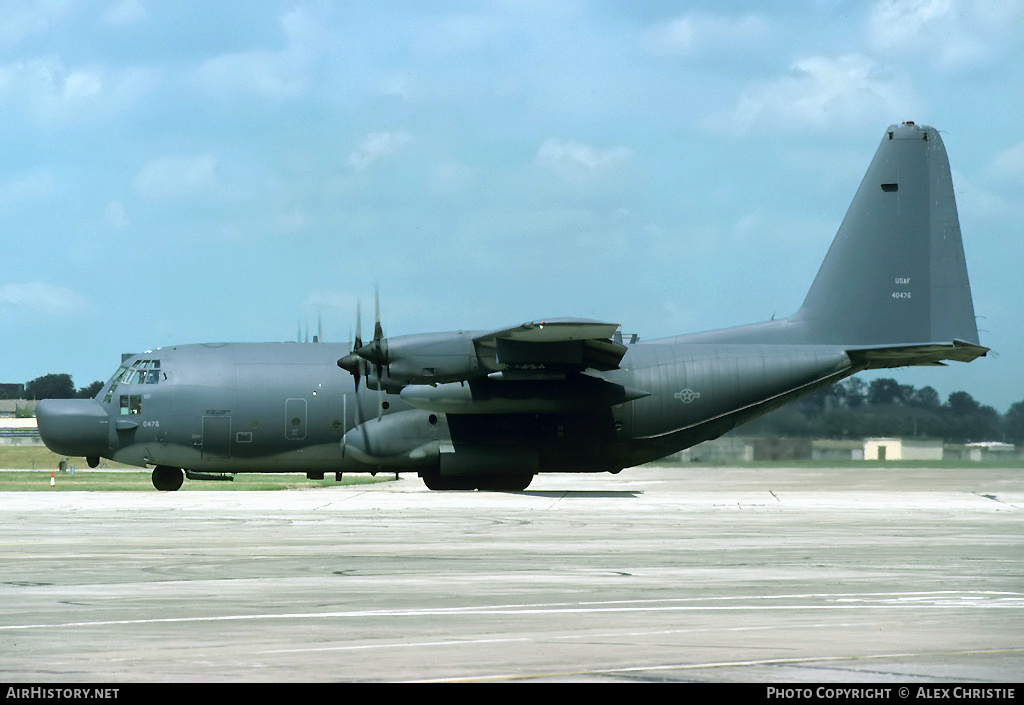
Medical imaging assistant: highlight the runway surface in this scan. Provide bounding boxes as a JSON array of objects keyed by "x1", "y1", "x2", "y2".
[{"x1": 1, "y1": 465, "x2": 1022, "y2": 683}]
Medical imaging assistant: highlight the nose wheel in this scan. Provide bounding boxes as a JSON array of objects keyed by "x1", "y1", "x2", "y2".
[{"x1": 152, "y1": 466, "x2": 183, "y2": 491}]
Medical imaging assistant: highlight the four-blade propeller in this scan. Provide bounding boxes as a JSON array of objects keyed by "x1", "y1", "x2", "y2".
[{"x1": 337, "y1": 289, "x2": 389, "y2": 420}]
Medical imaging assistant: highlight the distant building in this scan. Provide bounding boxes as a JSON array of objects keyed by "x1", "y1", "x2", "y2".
[
  {"x1": 675, "y1": 437, "x2": 754, "y2": 463},
  {"x1": 0, "y1": 399, "x2": 36, "y2": 418},
  {"x1": 811, "y1": 440, "x2": 864, "y2": 461},
  {"x1": 0, "y1": 408, "x2": 41, "y2": 446},
  {"x1": 864, "y1": 437, "x2": 943, "y2": 461},
  {"x1": 963, "y1": 442, "x2": 1018, "y2": 462}
]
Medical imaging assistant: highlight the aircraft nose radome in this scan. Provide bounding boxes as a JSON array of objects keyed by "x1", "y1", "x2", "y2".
[{"x1": 36, "y1": 399, "x2": 110, "y2": 458}]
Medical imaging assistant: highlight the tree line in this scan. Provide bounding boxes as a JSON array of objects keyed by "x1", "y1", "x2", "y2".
[
  {"x1": 745, "y1": 377, "x2": 1024, "y2": 445},
  {"x1": 6, "y1": 372, "x2": 1024, "y2": 446},
  {"x1": 1, "y1": 374, "x2": 103, "y2": 402}
]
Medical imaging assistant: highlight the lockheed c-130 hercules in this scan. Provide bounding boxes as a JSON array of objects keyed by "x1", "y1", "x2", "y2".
[{"x1": 37, "y1": 123, "x2": 987, "y2": 491}]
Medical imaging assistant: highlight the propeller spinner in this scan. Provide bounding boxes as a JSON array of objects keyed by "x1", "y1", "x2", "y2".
[{"x1": 337, "y1": 302, "x2": 366, "y2": 387}]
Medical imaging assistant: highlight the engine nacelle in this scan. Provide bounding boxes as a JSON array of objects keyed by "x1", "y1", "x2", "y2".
[
  {"x1": 382, "y1": 331, "x2": 484, "y2": 385},
  {"x1": 341, "y1": 408, "x2": 449, "y2": 468}
]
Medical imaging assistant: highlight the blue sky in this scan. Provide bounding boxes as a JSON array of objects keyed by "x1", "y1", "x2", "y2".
[{"x1": 2, "y1": 1, "x2": 1022, "y2": 412}]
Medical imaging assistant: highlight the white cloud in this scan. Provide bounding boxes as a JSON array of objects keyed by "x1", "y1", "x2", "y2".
[
  {"x1": 103, "y1": 0, "x2": 146, "y2": 27},
  {"x1": 536, "y1": 138, "x2": 633, "y2": 182},
  {"x1": 0, "y1": 282, "x2": 88, "y2": 317},
  {"x1": 104, "y1": 200, "x2": 129, "y2": 230},
  {"x1": 866, "y1": 0, "x2": 1024, "y2": 69},
  {"x1": 950, "y1": 168, "x2": 1013, "y2": 225},
  {"x1": 989, "y1": 142, "x2": 1024, "y2": 182},
  {"x1": 62, "y1": 69, "x2": 103, "y2": 100},
  {"x1": 193, "y1": 6, "x2": 327, "y2": 99},
  {"x1": 0, "y1": 170, "x2": 53, "y2": 211},
  {"x1": 305, "y1": 290, "x2": 358, "y2": 312},
  {"x1": 709, "y1": 54, "x2": 921, "y2": 134},
  {"x1": 0, "y1": 2, "x2": 70, "y2": 50},
  {"x1": 643, "y1": 12, "x2": 773, "y2": 55},
  {"x1": 348, "y1": 132, "x2": 412, "y2": 170},
  {"x1": 195, "y1": 50, "x2": 308, "y2": 100},
  {"x1": 410, "y1": 13, "x2": 507, "y2": 57},
  {"x1": 0, "y1": 55, "x2": 152, "y2": 123},
  {"x1": 134, "y1": 155, "x2": 219, "y2": 200}
]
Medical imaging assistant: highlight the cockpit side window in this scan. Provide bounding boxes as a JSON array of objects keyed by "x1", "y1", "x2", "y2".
[{"x1": 119, "y1": 394, "x2": 142, "y2": 415}]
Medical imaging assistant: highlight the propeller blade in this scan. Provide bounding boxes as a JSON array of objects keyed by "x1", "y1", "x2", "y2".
[
  {"x1": 337, "y1": 300, "x2": 365, "y2": 390},
  {"x1": 373, "y1": 285, "x2": 383, "y2": 346},
  {"x1": 354, "y1": 301, "x2": 362, "y2": 351}
]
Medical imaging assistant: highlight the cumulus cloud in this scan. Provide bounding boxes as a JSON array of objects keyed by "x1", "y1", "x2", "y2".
[
  {"x1": 0, "y1": 2, "x2": 70, "y2": 50},
  {"x1": 0, "y1": 57, "x2": 99, "y2": 104},
  {"x1": 0, "y1": 55, "x2": 151, "y2": 123},
  {"x1": 0, "y1": 170, "x2": 53, "y2": 211},
  {"x1": 866, "y1": 0, "x2": 1024, "y2": 68},
  {"x1": 708, "y1": 54, "x2": 921, "y2": 134},
  {"x1": 305, "y1": 290, "x2": 358, "y2": 312},
  {"x1": 193, "y1": 6, "x2": 327, "y2": 99},
  {"x1": 536, "y1": 138, "x2": 633, "y2": 182},
  {"x1": 134, "y1": 155, "x2": 219, "y2": 200},
  {"x1": 104, "y1": 200, "x2": 129, "y2": 230},
  {"x1": 642, "y1": 12, "x2": 774, "y2": 55},
  {"x1": 348, "y1": 131, "x2": 412, "y2": 170},
  {"x1": 989, "y1": 142, "x2": 1024, "y2": 182},
  {"x1": 103, "y1": 0, "x2": 146, "y2": 27},
  {"x1": 0, "y1": 282, "x2": 88, "y2": 316}
]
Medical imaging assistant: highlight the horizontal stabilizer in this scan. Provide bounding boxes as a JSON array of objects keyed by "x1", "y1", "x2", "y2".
[{"x1": 847, "y1": 340, "x2": 988, "y2": 370}]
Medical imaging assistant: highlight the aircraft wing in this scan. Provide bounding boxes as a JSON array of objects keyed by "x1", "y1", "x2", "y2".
[
  {"x1": 397, "y1": 318, "x2": 644, "y2": 413},
  {"x1": 473, "y1": 318, "x2": 628, "y2": 374},
  {"x1": 475, "y1": 318, "x2": 621, "y2": 343}
]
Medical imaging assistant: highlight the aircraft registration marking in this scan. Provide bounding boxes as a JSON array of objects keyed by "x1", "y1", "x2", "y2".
[{"x1": 892, "y1": 276, "x2": 912, "y2": 299}]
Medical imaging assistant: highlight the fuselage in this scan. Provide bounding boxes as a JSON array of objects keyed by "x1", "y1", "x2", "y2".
[{"x1": 37, "y1": 336, "x2": 855, "y2": 477}]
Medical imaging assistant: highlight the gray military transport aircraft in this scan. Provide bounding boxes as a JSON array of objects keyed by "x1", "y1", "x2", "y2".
[{"x1": 37, "y1": 123, "x2": 986, "y2": 491}]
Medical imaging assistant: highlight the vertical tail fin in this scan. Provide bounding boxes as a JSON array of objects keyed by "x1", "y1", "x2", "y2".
[{"x1": 793, "y1": 122, "x2": 980, "y2": 349}]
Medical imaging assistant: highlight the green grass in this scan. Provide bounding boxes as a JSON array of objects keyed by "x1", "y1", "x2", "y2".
[
  {"x1": 0, "y1": 446, "x2": 395, "y2": 491},
  {"x1": 0, "y1": 445, "x2": 134, "y2": 470},
  {"x1": 0, "y1": 470, "x2": 394, "y2": 491}
]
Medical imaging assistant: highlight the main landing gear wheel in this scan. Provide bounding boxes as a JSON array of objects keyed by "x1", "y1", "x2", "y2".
[
  {"x1": 419, "y1": 472, "x2": 534, "y2": 492},
  {"x1": 152, "y1": 465, "x2": 184, "y2": 492}
]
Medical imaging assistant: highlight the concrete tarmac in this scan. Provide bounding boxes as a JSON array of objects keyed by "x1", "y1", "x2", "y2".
[{"x1": 1, "y1": 465, "x2": 1022, "y2": 683}]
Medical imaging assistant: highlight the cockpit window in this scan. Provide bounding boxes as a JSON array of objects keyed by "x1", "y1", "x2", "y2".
[
  {"x1": 102, "y1": 359, "x2": 162, "y2": 404},
  {"x1": 117, "y1": 360, "x2": 162, "y2": 385}
]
